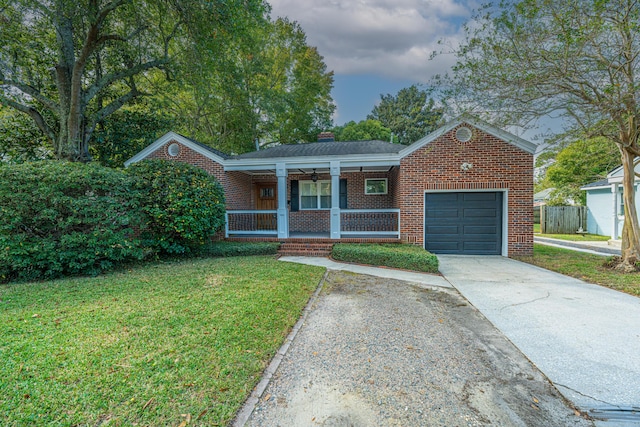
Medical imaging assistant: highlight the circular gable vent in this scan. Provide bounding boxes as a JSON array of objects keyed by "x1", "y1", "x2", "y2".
[
  {"x1": 455, "y1": 126, "x2": 473, "y2": 142},
  {"x1": 168, "y1": 143, "x2": 180, "y2": 157}
]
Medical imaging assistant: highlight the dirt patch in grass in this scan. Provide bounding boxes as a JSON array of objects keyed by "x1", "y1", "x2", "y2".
[{"x1": 247, "y1": 271, "x2": 591, "y2": 426}]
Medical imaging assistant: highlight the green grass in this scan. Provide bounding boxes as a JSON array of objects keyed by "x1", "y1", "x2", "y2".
[
  {"x1": 515, "y1": 244, "x2": 640, "y2": 297},
  {"x1": 0, "y1": 256, "x2": 325, "y2": 426},
  {"x1": 536, "y1": 232, "x2": 610, "y2": 241},
  {"x1": 534, "y1": 223, "x2": 610, "y2": 241}
]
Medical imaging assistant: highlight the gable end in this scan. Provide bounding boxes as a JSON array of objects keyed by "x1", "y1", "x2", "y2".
[
  {"x1": 399, "y1": 115, "x2": 537, "y2": 158},
  {"x1": 124, "y1": 132, "x2": 227, "y2": 167}
]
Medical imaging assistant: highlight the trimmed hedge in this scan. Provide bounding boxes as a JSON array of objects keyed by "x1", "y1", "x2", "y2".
[
  {"x1": 332, "y1": 243, "x2": 439, "y2": 273},
  {"x1": 202, "y1": 241, "x2": 281, "y2": 257},
  {"x1": 127, "y1": 160, "x2": 226, "y2": 255},
  {"x1": 0, "y1": 162, "x2": 145, "y2": 282}
]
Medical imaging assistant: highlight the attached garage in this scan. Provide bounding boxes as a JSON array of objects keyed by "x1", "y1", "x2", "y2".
[{"x1": 424, "y1": 192, "x2": 503, "y2": 255}]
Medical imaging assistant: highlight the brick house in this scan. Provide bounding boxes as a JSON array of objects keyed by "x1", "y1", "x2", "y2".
[{"x1": 126, "y1": 115, "x2": 535, "y2": 256}]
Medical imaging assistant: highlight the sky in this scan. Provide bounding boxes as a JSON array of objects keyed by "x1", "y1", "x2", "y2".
[{"x1": 268, "y1": 0, "x2": 478, "y2": 126}]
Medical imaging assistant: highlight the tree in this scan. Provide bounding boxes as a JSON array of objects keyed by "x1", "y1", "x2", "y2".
[
  {"x1": 0, "y1": 0, "x2": 267, "y2": 161},
  {"x1": 538, "y1": 137, "x2": 620, "y2": 205},
  {"x1": 0, "y1": 107, "x2": 51, "y2": 162},
  {"x1": 333, "y1": 119, "x2": 395, "y2": 142},
  {"x1": 438, "y1": 0, "x2": 640, "y2": 269},
  {"x1": 368, "y1": 84, "x2": 443, "y2": 145},
  {"x1": 90, "y1": 103, "x2": 175, "y2": 168},
  {"x1": 166, "y1": 17, "x2": 335, "y2": 154}
]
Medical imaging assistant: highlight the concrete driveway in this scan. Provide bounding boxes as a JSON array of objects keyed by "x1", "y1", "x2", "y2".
[{"x1": 438, "y1": 256, "x2": 640, "y2": 424}]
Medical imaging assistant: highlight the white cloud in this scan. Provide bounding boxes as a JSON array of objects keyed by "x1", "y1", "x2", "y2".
[{"x1": 268, "y1": 0, "x2": 474, "y2": 81}]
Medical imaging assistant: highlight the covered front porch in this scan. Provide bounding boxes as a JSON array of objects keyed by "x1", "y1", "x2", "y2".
[{"x1": 223, "y1": 158, "x2": 401, "y2": 240}]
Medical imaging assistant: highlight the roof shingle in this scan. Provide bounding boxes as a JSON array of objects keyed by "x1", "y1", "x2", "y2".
[{"x1": 233, "y1": 140, "x2": 403, "y2": 159}]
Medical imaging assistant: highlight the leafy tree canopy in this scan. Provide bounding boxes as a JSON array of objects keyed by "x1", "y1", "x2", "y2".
[
  {"x1": 367, "y1": 84, "x2": 443, "y2": 145},
  {"x1": 0, "y1": 0, "x2": 268, "y2": 161},
  {"x1": 436, "y1": 0, "x2": 640, "y2": 266},
  {"x1": 0, "y1": 106, "x2": 51, "y2": 162},
  {"x1": 537, "y1": 137, "x2": 620, "y2": 205},
  {"x1": 333, "y1": 119, "x2": 395, "y2": 142},
  {"x1": 161, "y1": 17, "x2": 335, "y2": 154}
]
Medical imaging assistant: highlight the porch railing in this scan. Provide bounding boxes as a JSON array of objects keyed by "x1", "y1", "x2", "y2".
[
  {"x1": 340, "y1": 209, "x2": 400, "y2": 238},
  {"x1": 225, "y1": 210, "x2": 278, "y2": 237},
  {"x1": 226, "y1": 208, "x2": 401, "y2": 238}
]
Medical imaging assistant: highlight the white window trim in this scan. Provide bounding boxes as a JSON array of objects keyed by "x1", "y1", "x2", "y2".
[
  {"x1": 300, "y1": 180, "x2": 332, "y2": 210},
  {"x1": 365, "y1": 178, "x2": 388, "y2": 195},
  {"x1": 618, "y1": 188, "x2": 625, "y2": 217}
]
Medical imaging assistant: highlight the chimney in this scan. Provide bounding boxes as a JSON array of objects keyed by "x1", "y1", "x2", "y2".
[{"x1": 317, "y1": 132, "x2": 335, "y2": 142}]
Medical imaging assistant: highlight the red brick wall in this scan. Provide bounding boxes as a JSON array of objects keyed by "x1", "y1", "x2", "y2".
[
  {"x1": 286, "y1": 172, "x2": 395, "y2": 233},
  {"x1": 398, "y1": 124, "x2": 533, "y2": 256},
  {"x1": 148, "y1": 140, "x2": 225, "y2": 183},
  {"x1": 225, "y1": 171, "x2": 253, "y2": 210},
  {"x1": 341, "y1": 171, "x2": 394, "y2": 209}
]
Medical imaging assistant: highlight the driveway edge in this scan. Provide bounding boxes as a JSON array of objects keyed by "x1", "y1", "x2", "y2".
[{"x1": 232, "y1": 270, "x2": 329, "y2": 427}]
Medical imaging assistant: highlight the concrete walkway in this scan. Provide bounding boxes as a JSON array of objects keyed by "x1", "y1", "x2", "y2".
[
  {"x1": 280, "y1": 255, "x2": 640, "y2": 424},
  {"x1": 279, "y1": 256, "x2": 452, "y2": 288},
  {"x1": 438, "y1": 255, "x2": 640, "y2": 424}
]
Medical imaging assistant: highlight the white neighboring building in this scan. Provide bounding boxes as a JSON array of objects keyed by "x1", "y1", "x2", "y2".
[{"x1": 581, "y1": 162, "x2": 640, "y2": 238}]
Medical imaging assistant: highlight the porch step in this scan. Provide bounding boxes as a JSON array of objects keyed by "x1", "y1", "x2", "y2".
[{"x1": 278, "y1": 242, "x2": 334, "y2": 257}]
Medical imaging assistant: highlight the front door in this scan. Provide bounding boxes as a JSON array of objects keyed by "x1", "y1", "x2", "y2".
[{"x1": 256, "y1": 183, "x2": 277, "y2": 230}]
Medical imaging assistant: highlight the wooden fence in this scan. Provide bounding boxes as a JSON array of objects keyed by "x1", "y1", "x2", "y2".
[{"x1": 540, "y1": 205, "x2": 587, "y2": 234}]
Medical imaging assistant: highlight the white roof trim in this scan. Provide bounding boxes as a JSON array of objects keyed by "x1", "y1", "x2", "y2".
[
  {"x1": 123, "y1": 132, "x2": 227, "y2": 167},
  {"x1": 398, "y1": 114, "x2": 537, "y2": 158},
  {"x1": 607, "y1": 159, "x2": 640, "y2": 181},
  {"x1": 580, "y1": 184, "x2": 611, "y2": 191},
  {"x1": 224, "y1": 153, "x2": 400, "y2": 171},
  {"x1": 126, "y1": 115, "x2": 536, "y2": 170}
]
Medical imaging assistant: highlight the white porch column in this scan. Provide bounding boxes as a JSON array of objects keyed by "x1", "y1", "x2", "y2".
[
  {"x1": 611, "y1": 183, "x2": 618, "y2": 239},
  {"x1": 276, "y1": 163, "x2": 289, "y2": 239},
  {"x1": 330, "y1": 161, "x2": 341, "y2": 239}
]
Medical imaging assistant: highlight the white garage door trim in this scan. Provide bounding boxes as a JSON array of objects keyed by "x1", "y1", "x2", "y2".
[{"x1": 423, "y1": 189, "x2": 509, "y2": 257}]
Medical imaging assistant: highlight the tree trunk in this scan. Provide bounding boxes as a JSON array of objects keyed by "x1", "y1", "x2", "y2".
[{"x1": 617, "y1": 148, "x2": 640, "y2": 271}]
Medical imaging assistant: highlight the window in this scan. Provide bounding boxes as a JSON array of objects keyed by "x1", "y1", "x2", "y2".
[
  {"x1": 365, "y1": 178, "x2": 388, "y2": 195},
  {"x1": 167, "y1": 143, "x2": 180, "y2": 157},
  {"x1": 260, "y1": 187, "x2": 274, "y2": 198},
  {"x1": 300, "y1": 180, "x2": 331, "y2": 209},
  {"x1": 618, "y1": 188, "x2": 625, "y2": 216}
]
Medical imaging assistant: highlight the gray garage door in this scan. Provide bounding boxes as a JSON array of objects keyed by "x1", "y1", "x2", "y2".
[{"x1": 424, "y1": 192, "x2": 503, "y2": 255}]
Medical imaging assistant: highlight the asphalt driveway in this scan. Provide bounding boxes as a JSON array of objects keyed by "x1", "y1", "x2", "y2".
[{"x1": 239, "y1": 269, "x2": 591, "y2": 426}]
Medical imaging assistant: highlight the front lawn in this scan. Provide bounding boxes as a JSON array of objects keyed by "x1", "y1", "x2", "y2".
[
  {"x1": 515, "y1": 244, "x2": 640, "y2": 297},
  {"x1": 536, "y1": 232, "x2": 610, "y2": 241},
  {"x1": 534, "y1": 224, "x2": 610, "y2": 241},
  {"x1": 0, "y1": 256, "x2": 325, "y2": 426}
]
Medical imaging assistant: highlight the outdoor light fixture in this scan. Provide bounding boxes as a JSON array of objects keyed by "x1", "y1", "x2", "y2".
[{"x1": 311, "y1": 169, "x2": 318, "y2": 182}]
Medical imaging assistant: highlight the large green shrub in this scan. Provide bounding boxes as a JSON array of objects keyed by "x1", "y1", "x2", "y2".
[
  {"x1": 0, "y1": 162, "x2": 144, "y2": 282},
  {"x1": 127, "y1": 160, "x2": 226, "y2": 254},
  {"x1": 332, "y1": 243, "x2": 439, "y2": 273}
]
